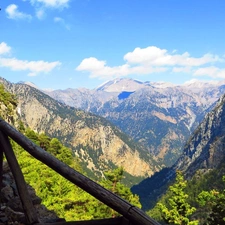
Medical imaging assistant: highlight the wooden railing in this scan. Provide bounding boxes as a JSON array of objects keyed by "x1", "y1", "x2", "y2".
[{"x1": 0, "y1": 118, "x2": 161, "y2": 225}]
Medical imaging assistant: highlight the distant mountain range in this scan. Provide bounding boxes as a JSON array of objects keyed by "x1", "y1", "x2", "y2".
[{"x1": 44, "y1": 78, "x2": 225, "y2": 166}]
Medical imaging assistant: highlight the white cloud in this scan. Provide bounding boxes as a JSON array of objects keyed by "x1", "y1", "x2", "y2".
[
  {"x1": 0, "y1": 42, "x2": 61, "y2": 76},
  {"x1": 194, "y1": 66, "x2": 225, "y2": 78},
  {"x1": 77, "y1": 57, "x2": 106, "y2": 71},
  {"x1": 36, "y1": 8, "x2": 45, "y2": 19},
  {"x1": 172, "y1": 67, "x2": 191, "y2": 73},
  {"x1": 0, "y1": 57, "x2": 61, "y2": 76},
  {"x1": 76, "y1": 57, "x2": 130, "y2": 79},
  {"x1": 76, "y1": 46, "x2": 224, "y2": 80},
  {"x1": 124, "y1": 46, "x2": 220, "y2": 66},
  {"x1": 31, "y1": 0, "x2": 70, "y2": 20},
  {"x1": 31, "y1": 0, "x2": 70, "y2": 8},
  {"x1": 6, "y1": 4, "x2": 32, "y2": 20},
  {"x1": 130, "y1": 65, "x2": 168, "y2": 75},
  {"x1": 0, "y1": 42, "x2": 11, "y2": 55},
  {"x1": 54, "y1": 17, "x2": 70, "y2": 30},
  {"x1": 6, "y1": 0, "x2": 71, "y2": 21},
  {"x1": 76, "y1": 57, "x2": 168, "y2": 79}
]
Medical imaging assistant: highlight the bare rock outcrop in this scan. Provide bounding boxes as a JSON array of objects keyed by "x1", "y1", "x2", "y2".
[{"x1": 0, "y1": 162, "x2": 62, "y2": 224}]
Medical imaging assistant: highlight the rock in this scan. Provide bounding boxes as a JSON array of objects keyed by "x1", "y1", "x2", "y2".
[
  {"x1": 0, "y1": 162, "x2": 59, "y2": 224},
  {"x1": 0, "y1": 186, "x2": 14, "y2": 201},
  {"x1": 4, "y1": 207, "x2": 26, "y2": 223},
  {"x1": 6, "y1": 197, "x2": 23, "y2": 212}
]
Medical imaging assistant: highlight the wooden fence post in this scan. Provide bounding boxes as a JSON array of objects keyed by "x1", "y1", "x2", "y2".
[
  {"x1": 0, "y1": 146, "x2": 3, "y2": 190},
  {"x1": 0, "y1": 131, "x2": 39, "y2": 224}
]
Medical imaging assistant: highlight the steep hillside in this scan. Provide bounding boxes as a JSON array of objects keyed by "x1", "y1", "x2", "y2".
[
  {"x1": 0, "y1": 77, "x2": 160, "y2": 181},
  {"x1": 132, "y1": 93, "x2": 225, "y2": 210},
  {"x1": 175, "y1": 94, "x2": 225, "y2": 177},
  {"x1": 0, "y1": 83, "x2": 19, "y2": 126},
  {"x1": 0, "y1": 83, "x2": 63, "y2": 223},
  {"x1": 45, "y1": 78, "x2": 225, "y2": 166}
]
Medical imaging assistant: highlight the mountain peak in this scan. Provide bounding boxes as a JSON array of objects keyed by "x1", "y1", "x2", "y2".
[
  {"x1": 17, "y1": 81, "x2": 39, "y2": 89},
  {"x1": 96, "y1": 78, "x2": 145, "y2": 92},
  {"x1": 182, "y1": 79, "x2": 219, "y2": 89},
  {"x1": 148, "y1": 81, "x2": 175, "y2": 88}
]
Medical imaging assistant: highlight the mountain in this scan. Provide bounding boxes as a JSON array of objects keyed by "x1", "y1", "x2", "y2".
[
  {"x1": 132, "y1": 92, "x2": 225, "y2": 210},
  {"x1": 45, "y1": 78, "x2": 225, "y2": 166},
  {"x1": 96, "y1": 78, "x2": 146, "y2": 92},
  {"x1": 17, "y1": 81, "x2": 39, "y2": 89},
  {"x1": 0, "y1": 77, "x2": 160, "y2": 182},
  {"x1": 175, "y1": 94, "x2": 225, "y2": 178}
]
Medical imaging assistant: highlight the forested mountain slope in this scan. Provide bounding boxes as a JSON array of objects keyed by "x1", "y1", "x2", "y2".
[
  {"x1": 0, "y1": 77, "x2": 160, "y2": 182},
  {"x1": 132, "y1": 92, "x2": 225, "y2": 210}
]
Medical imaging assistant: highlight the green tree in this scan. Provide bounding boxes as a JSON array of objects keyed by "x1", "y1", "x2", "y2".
[
  {"x1": 0, "y1": 84, "x2": 17, "y2": 124},
  {"x1": 48, "y1": 138, "x2": 62, "y2": 155},
  {"x1": 198, "y1": 176, "x2": 225, "y2": 225},
  {"x1": 18, "y1": 120, "x2": 26, "y2": 133},
  {"x1": 158, "y1": 171, "x2": 198, "y2": 225},
  {"x1": 101, "y1": 167, "x2": 141, "y2": 217},
  {"x1": 25, "y1": 128, "x2": 40, "y2": 144},
  {"x1": 63, "y1": 167, "x2": 142, "y2": 220},
  {"x1": 39, "y1": 133, "x2": 50, "y2": 150},
  {"x1": 103, "y1": 167, "x2": 124, "y2": 193}
]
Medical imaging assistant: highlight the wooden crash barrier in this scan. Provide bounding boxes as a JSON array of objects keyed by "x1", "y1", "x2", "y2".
[{"x1": 0, "y1": 118, "x2": 161, "y2": 225}]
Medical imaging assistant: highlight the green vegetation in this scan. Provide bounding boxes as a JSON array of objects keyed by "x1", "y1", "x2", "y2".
[
  {"x1": 155, "y1": 171, "x2": 198, "y2": 225},
  {"x1": 197, "y1": 176, "x2": 225, "y2": 225},
  {"x1": 131, "y1": 167, "x2": 172, "y2": 211},
  {"x1": 148, "y1": 168, "x2": 225, "y2": 225},
  {"x1": 13, "y1": 129, "x2": 141, "y2": 221},
  {"x1": 0, "y1": 84, "x2": 17, "y2": 107},
  {"x1": 0, "y1": 84, "x2": 17, "y2": 124}
]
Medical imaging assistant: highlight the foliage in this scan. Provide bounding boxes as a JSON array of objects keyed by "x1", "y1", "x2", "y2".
[
  {"x1": 156, "y1": 171, "x2": 198, "y2": 225},
  {"x1": 100, "y1": 167, "x2": 141, "y2": 217},
  {"x1": 13, "y1": 131, "x2": 85, "y2": 220},
  {"x1": 148, "y1": 166, "x2": 225, "y2": 225},
  {"x1": 132, "y1": 167, "x2": 172, "y2": 211},
  {"x1": 12, "y1": 130, "x2": 141, "y2": 220},
  {"x1": 0, "y1": 84, "x2": 17, "y2": 107},
  {"x1": 197, "y1": 176, "x2": 225, "y2": 225},
  {"x1": 61, "y1": 167, "x2": 142, "y2": 219},
  {"x1": 0, "y1": 84, "x2": 17, "y2": 123}
]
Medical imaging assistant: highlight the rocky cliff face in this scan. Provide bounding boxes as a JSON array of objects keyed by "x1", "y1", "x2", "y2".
[
  {"x1": 0, "y1": 77, "x2": 160, "y2": 180},
  {"x1": 45, "y1": 78, "x2": 225, "y2": 166},
  {"x1": 175, "y1": 94, "x2": 225, "y2": 178},
  {"x1": 132, "y1": 93, "x2": 225, "y2": 210}
]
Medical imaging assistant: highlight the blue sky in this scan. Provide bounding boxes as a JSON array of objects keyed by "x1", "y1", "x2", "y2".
[{"x1": 0, "y1": 0, "x2": 225, "y2": 90}]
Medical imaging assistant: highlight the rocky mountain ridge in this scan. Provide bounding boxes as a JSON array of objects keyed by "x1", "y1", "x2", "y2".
[
  {"x1": 44, "y1": 78, "x2": 225, "y2": 166},
  {"x1": 0, "y1": 77, "x2": 160, "y2": 181},
  {"x1": 132, "y1": 92, "x2": 225, "y2": 210},
  {"x1": 175, "y1": 94, "x2": 225, "y2": 177}
]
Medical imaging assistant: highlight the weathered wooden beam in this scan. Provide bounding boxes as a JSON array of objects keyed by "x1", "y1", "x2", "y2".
[
  {"x1": 0, "y1": 145, "x2": 3, "y2": 190},
  {"x1": 35, "y1": 217, "x2": 125, "y2": 225},
  {"x1": 0, "y1": 118, "x2": 160, "y2": 225},
  {"x1": 0, "y1": 130, "x2": 39, "y2": 224}
]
